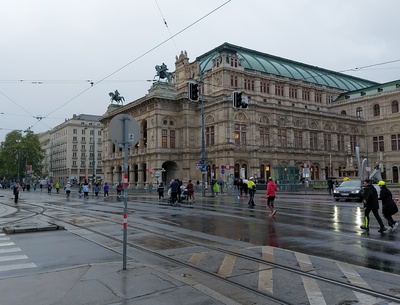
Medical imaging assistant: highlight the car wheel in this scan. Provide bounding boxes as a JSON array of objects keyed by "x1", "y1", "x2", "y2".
[{"x1": 334, "y1": 198, "x2": 339, "y2": 202}]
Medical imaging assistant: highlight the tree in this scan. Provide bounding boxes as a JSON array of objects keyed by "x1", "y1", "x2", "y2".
[{"x1": 0, "y1": 130, "x2": 45, "y2": 182}]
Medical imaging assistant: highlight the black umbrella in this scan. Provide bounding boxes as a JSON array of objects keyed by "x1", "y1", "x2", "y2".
[{"x1": 327, "y1": 177, "x2": 337, "y2": 180}]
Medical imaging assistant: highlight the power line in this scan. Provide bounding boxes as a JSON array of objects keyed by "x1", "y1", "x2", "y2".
[
  {"x1": 154, "y1": 0, "x2": 180, "y2": 54},
  {"x1": 42, "y1": 0, "x2": 232, "y2": 119}
]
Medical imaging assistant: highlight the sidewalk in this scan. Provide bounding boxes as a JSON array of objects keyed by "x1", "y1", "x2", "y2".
[{"x1": 0, "y1": 199, "x2": 241, "y2": 305}]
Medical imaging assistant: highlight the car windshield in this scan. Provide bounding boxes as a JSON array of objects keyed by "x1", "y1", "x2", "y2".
[{"x1": 339, "y1": 180, "x2": 361, "y2": 187}]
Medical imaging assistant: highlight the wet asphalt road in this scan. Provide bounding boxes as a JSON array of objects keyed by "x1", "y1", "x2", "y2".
[{"x1": 2, "y1": 188, "x2": 400, "y2": 275}]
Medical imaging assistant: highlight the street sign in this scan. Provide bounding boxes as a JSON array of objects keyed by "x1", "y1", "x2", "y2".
[
  {"x1": 196, "y1": 162, "x2": 202, "y2": 169},
  {"x1": 202, "y1": 164, "x2": 208, "y2": 172},
  {"x1": 221, "y1": 165, "x2": 225, "y2": 170},
  {"x1": 225, "y1": 164, "x2": 230, "y2": 170},
  {"x1": 155, "y1": 172, "x2": 160, "y2": 178},
  {"x1": 221, "y1": 169, "x2": 225, "y2": 174},
  {"x1": 109, "y1": 114, "x2": 140, "y2": 146}
]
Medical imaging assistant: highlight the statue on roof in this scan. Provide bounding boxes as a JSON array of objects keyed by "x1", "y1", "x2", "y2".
[
  {"x1": 109, "y1": 90, "x2": 125, "y2": 105},
  {"x1": 154, "y1": 63, "x2": 174, "y2": 83}
]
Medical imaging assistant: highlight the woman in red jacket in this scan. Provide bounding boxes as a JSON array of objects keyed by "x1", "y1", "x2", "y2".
[{"x1": 266, "y1": 177, "x2": 278, "y2": 216}]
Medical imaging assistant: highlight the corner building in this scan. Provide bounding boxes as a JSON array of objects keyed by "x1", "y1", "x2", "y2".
[{"x1": 100, "y1": 43, "x2": 400, "y2": 187}]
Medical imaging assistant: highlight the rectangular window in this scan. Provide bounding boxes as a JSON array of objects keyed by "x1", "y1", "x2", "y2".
[
  {"x1": 350, "y1": 135, "x2": 357, "y2": 152},
  {"x1": 230, "y1": 75, "x2": 238, "y2": 87},
  {"x1": 294, "y1": 130, "x2": 303, "y2": 148},
  {"x1": 289, "y1": 87, "x2": 297, "y2": 98},
  {"x1": 170, "y1": 130, "x2": 175, "y2": 148},
  {"x1": 81, "y1": 145, "x2": 85, "y2": 151},
  {"x1": 72, "y1": 161, "x2": 77, "y2": 166},
  {"x1": 230, "y1": 58, "x2": 238, "y2": 67},
  {"x1": 275, "y1": 84, "x2": 284, "y2": 96},
  {"x1": 73, "y1": 136, "x2": 77, "y2": 142},
  {"x1": 310, "y1": 132, "x2": 318, "y2": 150},
  {"x1": 81, "y1": 137, "x2": 86, "y2": 142},
  {"x1": 315, "y1": 92, "x2": 322, "y2": 103},
  {"x1": 337, "y1": 135, "x2": 345, "y2": 152},
  {"x1": 391, "y1": 134, "x2": 400, "y2": 151},
  {"x1": 302, "y1": 90, "x2": 310, "y2": 101},
  {"x1": 373, "y1": 136, "x2": 384, "y2": 152},
  {"x1": 82, "y1": 129, "x2": 86, "y2": 135},
  {"x1": 260, "y1": 126, "x2": 270, "y2": 146},
  {"x1": 73, "y1": 129, "x2": 77, "y2": 134},
  {"x1": 278, "y1": 129, "x2": 287, "y2": 148},
  {"x1": 324, "y1": 134, "x2": 332, "y2": 151},
  {"x1": 162, "y1": 129, "x2": 167, "y2": 148},
  {"x1": 260, "y1": 82, "x2": 269, "y2": 93},
  {"x1": 234, "y1": 124, "x2": 246, "y2": 145},
  {"x1": 206, "y1": 126, "x2": 215, "y2": 147}
]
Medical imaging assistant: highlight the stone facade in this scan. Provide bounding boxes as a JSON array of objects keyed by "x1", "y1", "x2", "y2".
[{"x1": 100, "y1": 43, "x2": 400, "y2": 187}]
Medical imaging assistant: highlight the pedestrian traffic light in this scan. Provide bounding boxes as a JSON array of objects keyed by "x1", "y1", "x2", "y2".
[
  {"x1": 241, "y1": 96, "x2": 248, "y2": 109},
  {"x1": 188, "y1": 82, "x2": 199, "y2": 101},
  {"x1": 232, "y1": 91, "x2": 242, "y2": 108}
]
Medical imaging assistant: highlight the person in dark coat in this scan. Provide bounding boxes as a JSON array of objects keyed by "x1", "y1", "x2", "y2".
[
  {"x1": 360, "y1": 179, "x2": 388, "y2": 233},
  {"x1": 13, "y1": 183, "x2": 19, "y2": 204},
  {"x1": 378, "y1": 180, "x2": 399, "y2": 232},
  {"x1": 327, "y1": 179, "x2": 334, "y2": 195},
  {"x1": 157, "y1": 182, "x2": 165, "y2": 202},
  {"x1": 170, "y1": 179, "x2": 179, "y2": 205}
]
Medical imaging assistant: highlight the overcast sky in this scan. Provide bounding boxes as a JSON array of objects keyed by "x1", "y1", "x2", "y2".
[{"x1": 1, "y1": 0, "x2": 400, "y2": 142}]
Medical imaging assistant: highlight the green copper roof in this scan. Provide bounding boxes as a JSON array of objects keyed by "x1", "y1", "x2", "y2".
[{"x1": 197, "y1": 43, "x2": 379, "y2": 91}]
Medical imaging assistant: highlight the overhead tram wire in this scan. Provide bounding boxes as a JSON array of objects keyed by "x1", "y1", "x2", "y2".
[
  {"x1": 43, "y1": 0, "x2": 232, "y2": 120},
  {"x1": 154, "y1": 0, "x2": 180, "y2": 54}
]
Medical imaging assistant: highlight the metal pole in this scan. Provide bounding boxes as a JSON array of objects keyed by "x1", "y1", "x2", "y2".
[
  {"x1": 200, "y1": 74, "x2": 206, "y2": 197},
  {"x1": 50, "y1": 139, "x2": 53, "y2": 184},
  {"x1": 122, "y1": 116, "x2": 129, "y2": 270},
  {"x1": 92, "y1": 126, "x2": 96, "y2": 194}
]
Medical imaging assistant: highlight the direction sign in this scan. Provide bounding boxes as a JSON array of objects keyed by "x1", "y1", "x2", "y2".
[
  {"x1": 109, "y1": 114, "x2": 140, "y2": 146},
  {"x1": 196, "y1": 162, "x2": 202, "y2": 169},
  {"x1": 221, "y1": 169, "x2": 225, "y2": 174},
  {"x1": 201, "y1": 164, "x2": 208, "y2": 172}
]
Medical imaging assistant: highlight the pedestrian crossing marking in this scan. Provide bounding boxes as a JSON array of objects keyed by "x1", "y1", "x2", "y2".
[
  {"x1": 0, "y1": 263, "x2": 37, "y2": 272},
  {"x1": 0, "y1": 242, "x2": 15, "y2": 247},
  {"x1": 0, "y1": 237, "x2": 10, "y2": 241},
  {"x1": 336, "y1": 262, "x2": 382, "y2": 305},
  {"x1": 187, "y1": 252, "x2": 206, "y2": 266},
  {"x1": 258, "y1": 246, "x2": 274, "y2": 293},
  {"x1": 0, "y1": 254, "x2": 28, "y2": 262},
  {"x1": 295, "y1": 253, "x2": 326, "y2": 305},
  {"x1": 0, "y1": 247, "x2": 21, "y2": 254},
  {"x1": 217, "y1": 254, "x2": 237, "y2": 278}
]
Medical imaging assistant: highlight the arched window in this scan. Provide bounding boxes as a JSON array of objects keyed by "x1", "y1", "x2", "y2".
[
  {"x1": 392, "y1": 100, "x2": 399, "y2": 113},
  {"x1": 356, "y1": 107, "x2": 363, "y2": 118},
  {"x1": 341, "y1": 110, "x2": 346, "y2": 115},
  {"x1": 373, "y1": 104, "x2": 380, "y2": 116}
]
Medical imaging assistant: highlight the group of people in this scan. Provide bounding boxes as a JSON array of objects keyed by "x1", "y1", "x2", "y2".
[
  {"x1": 360, "y1": 179, "x2": 398, "y2": 233},
  {"x1": 158, "y1": 179, "x2": 195, "y2": 205}
]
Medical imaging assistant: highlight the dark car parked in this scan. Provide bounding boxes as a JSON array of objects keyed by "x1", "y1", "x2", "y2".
[{"x1": 333, "y1": 180, "x2": 380, "y2": 202}]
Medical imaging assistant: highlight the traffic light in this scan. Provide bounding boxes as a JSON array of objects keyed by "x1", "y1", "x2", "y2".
[
  {"x1": 188, "y1": 82, "x2": 199, "y2": 101},
  {"x1": 232, "y1": 91, "x2": 242, "y2": 108}
]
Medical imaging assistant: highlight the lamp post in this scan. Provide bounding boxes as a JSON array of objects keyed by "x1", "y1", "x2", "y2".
[
  {"x1": 92, "y1": 126, "x2": 96, "y2": 188},
  {"x1": 16, "y1": 139, "x2": 21, "y2": 182}
]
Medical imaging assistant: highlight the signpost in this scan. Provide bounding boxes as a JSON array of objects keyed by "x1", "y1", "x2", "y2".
[{"x1": 109, "y1": 114, "x2": 140, "y2": 270}]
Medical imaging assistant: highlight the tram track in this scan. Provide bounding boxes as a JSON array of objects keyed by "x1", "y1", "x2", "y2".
[{"x1": 13, "y1": 198, "x2": 400, "y2": 304}]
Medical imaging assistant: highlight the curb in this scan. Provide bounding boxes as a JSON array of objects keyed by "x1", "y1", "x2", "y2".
[{"x1": 2, "y1": 224, "x2": 65, "y2": 234}]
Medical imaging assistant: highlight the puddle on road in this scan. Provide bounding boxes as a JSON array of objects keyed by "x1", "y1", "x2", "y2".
[{"x1": 135, "y1": 234, "x2": 188, "y2": 250}]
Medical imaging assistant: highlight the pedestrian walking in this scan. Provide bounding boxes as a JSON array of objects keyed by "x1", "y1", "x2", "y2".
[
  {"x1": 116, "y1": 182, "x2": 123, "y2": 200},
  {"x1": 13, "y1": 183, "x2": 19, "y2": 204},
  {"x1": 170, "y1": 179, "x2": 179, "y2": 205},
  {"x1": 360, "y1": 179, "x2": 388, "y2": 233},
  {"x1": 247, "y1": 177, "x2": 256, "y2": 207},
  {"x1": 47, "y1": 183, "x2": 52, "y2": 195},
  {"x1": 157, "y1": 182, "x2": 165, "y2": 202},
  {"x1": 213, "y1": 180, "x2": 220, "y2": 196},
  {"x1": 103, "y1": 182, "x2": 109, "y2": 199},
  {"x1": 327, "y1": 179, "x2": 334, "y2": 195},
  {"x1": 266, "y1": 177, "x2": 278, "y2": 216},
  {"x1": 82, "y1": 183, "x2": 89, "y2": 199},
  {"x1": 55, "y1": 182, "x2": 60, "y2": 194},
  {"x1": 378, "y1": 180, "x2": 399, "y2": 232},
  {"x1": 186, "y1": 179, "x2": 195, "y2": 203},
  {"x1": 94, "y1": 183, "x2": 100, "y2": 198},
  {"x1": 64, "y1": 181, "x2": 71, "y2": 198},
  {"x1": 39, "y1": 183, "x2": 43, "y2": 192},
  {"x1": 233, "y1": 178, "x2": 241, "y2": 200}
]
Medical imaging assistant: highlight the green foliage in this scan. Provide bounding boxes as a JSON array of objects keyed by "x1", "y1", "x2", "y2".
[{"x1": 0, "y1": 130, "x2": 45, "y2": 181}]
